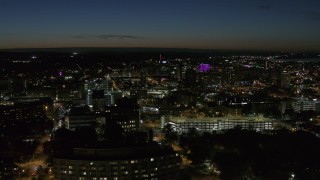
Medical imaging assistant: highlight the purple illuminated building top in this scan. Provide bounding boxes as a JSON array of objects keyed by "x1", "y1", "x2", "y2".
[
  {"x1": 199, "y1": 64, "x2": 211, "y2": 72},
  {"x1": 59, "y1": 71, "x2": 63, "y2": 76}
]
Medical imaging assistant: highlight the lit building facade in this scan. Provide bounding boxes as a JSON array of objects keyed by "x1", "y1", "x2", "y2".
[
  {"x1": 84, "y1": 78, "x2": 113, "y2": 92},
  {"x1": 0, "y1": 100, "x2": 46, "y2": 123},
  {"x1": 65, "y1": 105, "x2": 96, "y2": 130},
  {"x1": 53, "y1": 144, "x2": 180, "y2": 180},
  {"x1": 292, "y1": 98, "x2": 320, "y2": 113},
  {"x1": 85, "y1": 78, "x2": 113, "y2": 110},
  {"x1": 105, "y1": 98, "x2": 140, "y2": 132},
  {"x1": 280, "y1": 71, "x2": 291, "y2": 88},
  {"x1": 130, "y1": 89, "x2": 148, "y2": 99},
  {"x1": 169, "y1": 118, "x2": 273, "y2": 133},
  {"x1": 105, "y1": 91, "x2": 123, "y2": 107}
]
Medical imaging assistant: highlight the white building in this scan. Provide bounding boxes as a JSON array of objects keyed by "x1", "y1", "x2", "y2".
[
  {"x1": 168, "y1": 116, "x2": 273, "y2": 133},
  {"x1": 292, "y1": 97, "x2": 320, "y2": 113}
]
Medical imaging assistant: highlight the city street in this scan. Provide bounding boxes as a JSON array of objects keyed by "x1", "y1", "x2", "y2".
[{"x1": 16, "y1": 135, "x2": 52, "y2": 180}]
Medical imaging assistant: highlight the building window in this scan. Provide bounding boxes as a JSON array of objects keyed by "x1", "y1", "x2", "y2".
[{"x1": 131, "y1": 160, "x2": 137, "y2": 164}]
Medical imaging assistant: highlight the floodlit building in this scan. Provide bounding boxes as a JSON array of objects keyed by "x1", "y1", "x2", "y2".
[
  {"x1": 292, "y1": 97, "x2": 320, "y2": 113},
  {"x1": 169, "y1": 116, "x2": 273, "y2": 133}
]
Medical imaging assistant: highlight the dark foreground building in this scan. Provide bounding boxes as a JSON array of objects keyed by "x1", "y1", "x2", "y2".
[{"x1": 53, "y1": 143, "x2": 180, "y2": 180}]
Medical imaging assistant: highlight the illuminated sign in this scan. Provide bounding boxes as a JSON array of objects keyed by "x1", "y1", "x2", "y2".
[{"x1": 199, "y1": 64, "x2": 211, "y2": 72}]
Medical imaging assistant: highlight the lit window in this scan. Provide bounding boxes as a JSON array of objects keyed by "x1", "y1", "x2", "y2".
[{"x1": 131, "y1": 160, "x2": 136, "y2": 164}]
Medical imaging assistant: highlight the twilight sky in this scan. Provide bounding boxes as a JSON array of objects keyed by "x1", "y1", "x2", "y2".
[{"x1": 0, "y1": 0, "x2": 319, "y2": 52}]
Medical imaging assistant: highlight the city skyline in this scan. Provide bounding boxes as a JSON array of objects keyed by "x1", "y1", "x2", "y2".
[{"x1": 1, "y1": 0, "x2": 320, "y2": 52}]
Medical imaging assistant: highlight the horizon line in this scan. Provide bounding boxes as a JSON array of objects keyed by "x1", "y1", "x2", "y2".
[{"x1": 0, "y1": 47, "x2": 319, "y2": 54}]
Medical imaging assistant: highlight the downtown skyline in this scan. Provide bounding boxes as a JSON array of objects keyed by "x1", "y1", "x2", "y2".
[{"x1": 1, "y1": 0, "x2": 320, "y2": 52}]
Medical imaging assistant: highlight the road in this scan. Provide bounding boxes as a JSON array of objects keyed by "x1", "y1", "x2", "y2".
[{"x1": 16, "y1": 133, "x2": 53, "y2": 179}]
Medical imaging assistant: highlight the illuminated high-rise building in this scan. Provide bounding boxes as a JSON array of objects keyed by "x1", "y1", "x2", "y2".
[
  {"x1": 223, "y1": 67, "x2": 236, "y2": 85},
  {"x1": 105, "y1": 97, "x2": 139, "y2": 132},
  {"x1": 280, "y1": 71, "x2": 291, "y2": 88}
]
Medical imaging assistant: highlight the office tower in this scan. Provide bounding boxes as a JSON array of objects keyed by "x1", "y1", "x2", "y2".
[
  {"x1": 91, "y1": 90, "x2": 106, "y2": 112},
  {"x1": 130, "y1": 89, "x2": 148, "y2": 100},
  {"x1": 175, "y1": 63, "x2": 183, "y2": 81},
  {"x1": 223, "y1": 67, "x2": 236, "y2": 85},
  {"x1": 280, "y1": 71, "x2": 291, "y2": 88},
  {"x1": 184, "y1": 68, "x2": 197, "y2": 87},
  {"x1": 65, "y1": 105, "x2": 96, "y2": 130},
  {"x1": 105, "y1": 91, "x2": 123, "y2": 106},
  {"x1": 292, "y1": 97, "x2": 320, "y2": 113},
  {"x1": 140, "y1": 68, "x2": 147, "y2": 88},
  {"x1": 84, "y1": 78, "x2": 113, "y2": 92},
  {"x1": 105, "y1": 97, "x2": 139, "y2": 132}
]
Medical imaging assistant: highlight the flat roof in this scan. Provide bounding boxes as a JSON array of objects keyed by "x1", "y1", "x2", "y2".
[{"x1": 169, "y1": 115, "x2": 272, "y2": 123}]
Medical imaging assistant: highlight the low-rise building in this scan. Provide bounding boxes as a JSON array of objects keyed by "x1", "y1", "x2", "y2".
[
  {"x1": 292, "y1": 97, "x2": 320, "y2": 113},
  {"x1": 53, "y1": 144, "x2": 180, "y2": 180},
  {"x1": 169, "y1": 116, "x2": 273, "y2": 133},
  {"x1": 65, "y1": 105, "x2": 96, "y2": 130}
]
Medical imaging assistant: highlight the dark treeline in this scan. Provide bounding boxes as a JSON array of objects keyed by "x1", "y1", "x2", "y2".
[{"x1": 179, "y1": 128, "x2": 320, "y2": 180}]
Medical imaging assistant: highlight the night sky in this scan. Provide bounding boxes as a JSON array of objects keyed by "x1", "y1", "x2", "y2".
[{"x1": 1, "y1": 0, "x2": 319, "y2": 52}]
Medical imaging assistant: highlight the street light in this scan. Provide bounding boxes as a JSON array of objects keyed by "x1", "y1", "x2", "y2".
[{"x1": 289, "y1": 172, "x2": 295, "y2": 180}]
